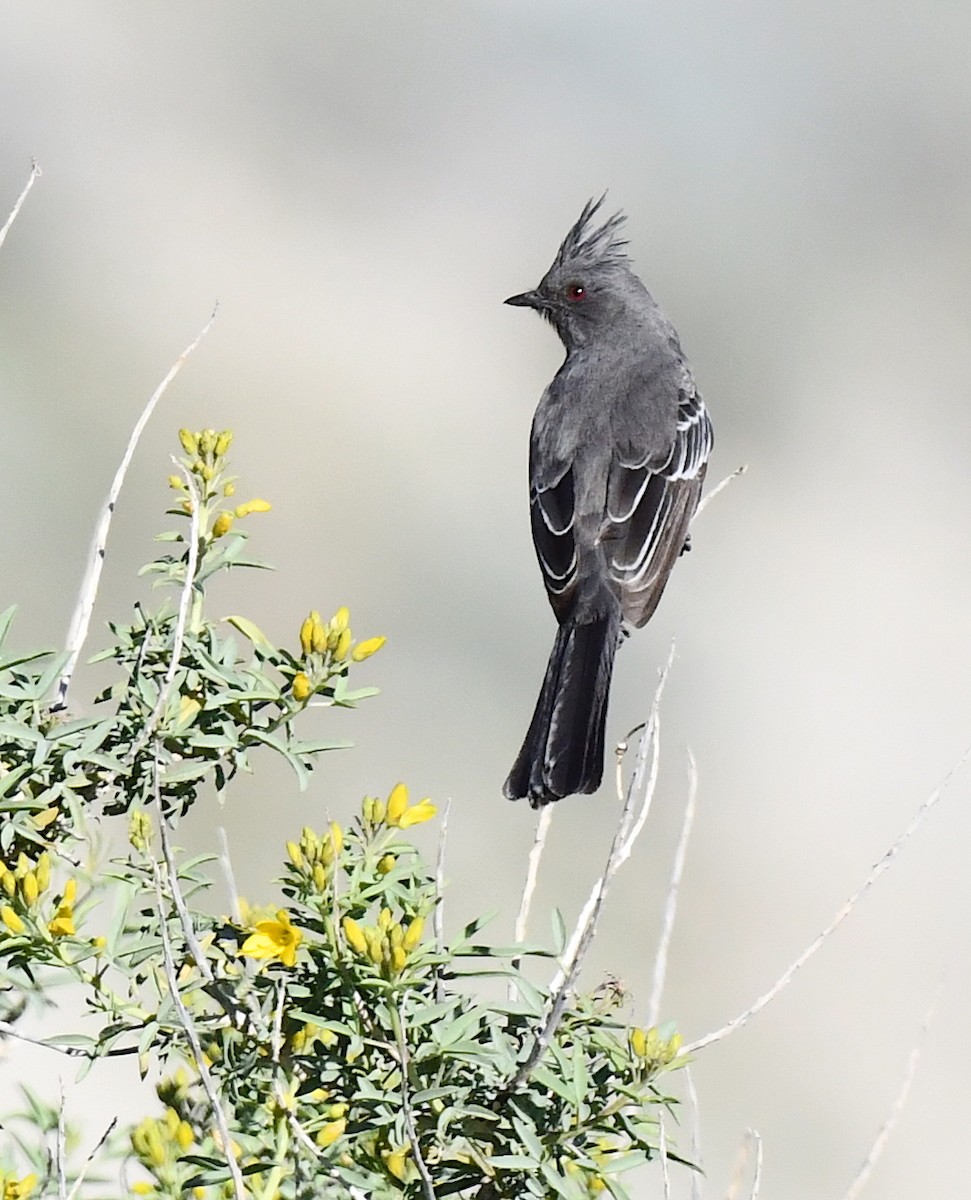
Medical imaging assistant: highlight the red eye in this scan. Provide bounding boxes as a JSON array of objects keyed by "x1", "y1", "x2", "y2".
[{"x1": 566, "y1": 283, "x2": 586, "y2": 301}]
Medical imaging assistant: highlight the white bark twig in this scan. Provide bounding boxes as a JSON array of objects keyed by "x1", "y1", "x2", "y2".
[
  {"x1": 56, "y1": 306, "x2": 218, "y2": 708},
  {"x1": 685, "y1": 1064, "x2": 703, "y2": 1200},
  {"x1": 126, "y1": 464, "x2": 202, "y2": 761},
  {"x1": 56, "y1": 1083, "x2": 67, "y2": 1200},
  {"x1": 66, "y1": 1118, "x2": 118, "y2": 1200},
  {"x1": 0, "y1": 159, "x2": 41, "y2": 252},
  {"x1": 648, "y1": 749, "x2": 699, "y2": 1027},
  {"x1": 841, "y1": 985, "x2": 942, "y2": 1200},
  {"x1": 149, "y1": 765, "x2": 245, "y2": 1200},
  {"x1": 687, "y1": 749, "x2": 970, "y2": 1054},
  {"x1": 434, "y1": 797, "x2": 452, "y2": 953},
  {"x1": 509, "y1": 803, "x2": 554, "y2": 999},
  {"x1": 157, "y1": 791, "x2": 214, "y2": 984},
  {"x1": 747, "y1": 1130, "x2": 764, "y2": 1200},
  {"x1": 395, "y1": 1001, "x2": 437, "y2": 1200},
  {"x1": 659, "y1": 1117, "x2": 672, "y2": 1199},
  {"x1": 217, "y1": 826, "x2": 243, "y2": 924},
  {"x1": 694, "y1": 464, "x2": 747, "y2": 520}
]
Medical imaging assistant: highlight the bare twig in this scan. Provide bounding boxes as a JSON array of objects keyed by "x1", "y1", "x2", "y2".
[
  {"x1": 687, "y1": 750, "x2": 970, "y2": 1054},
  {"x1": 659, "y1": 1117, "x2": 672, "y2": 1200},
  {"x1": 509, "y1": 803, "x2": 554, "y2": 999},
  {"x1": 56, "y1": 305, "x2": 218, "y2": 708},
  {"x1": 434, "y1": 797, "x2": 452, "y2": 953},
  {"x1": 0, "y1": 159, "x2": 41, "y2": 252},
  {"x1": 685, "y1": 1065, "x2": 703, "y2": 1200},
  {"x1": 747, "y1": 1130, "x2": 764, "y2": 1200},
  {"x1": 511, "y1": 652, "x2": 672, "y2": 1086},
  {"x1": 550, "y1": 643, "x2": 674, "y2": 995},
  {"x1": 395, "y1": 1001, "x2": 437, "y2": 1200},
  {"x1": 149, "y1": 788, "x2": 246, "y2": 1200},
  {"x1": 126, "y1": 465, "x2": 202, "y2": 761},
  {"x1": 217, "y1": 826, "x2": 243, "y2": 924},
  {"x1": 648, "y1": 750, "x2": 699, "y2": 1027},
  {"x1": 0, "y1": 1019, "x2": 135, "y2": 1058},
  {"x1": 56, "y1": 1082, "x2": 67, "y2": 1200},
  {"x1": 694, "y1": 464, "x2": 747, "y2": 520},
  {"x1": 66, "y1": 1118, "x2": 118, "y2": 1200},
  {"x1": 157, "y1": 786, "x2": 214, "y2": 984},
  {"x1": 841, "y1": 985, "x2": 941, "y2": 1200}
]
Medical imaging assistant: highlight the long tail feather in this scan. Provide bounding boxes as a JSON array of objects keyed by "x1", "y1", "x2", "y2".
[{"x1": 503, "y1": 610, "x2": 620, "y2": 807}]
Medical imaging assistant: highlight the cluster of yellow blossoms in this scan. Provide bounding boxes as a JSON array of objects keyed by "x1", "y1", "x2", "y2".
[
  {"x1": 168, "y1": 427, "x2": 271, "y2": 538},
  {"x1": 342, "y1": 907, "x2": 425, "y2": 980},
  {"x1": 0, "y1": 852, "x2": 75, "y2": 940},
  {"x1": 362, "y1": 782, "x2": 436, "y2": 831},
  {"x1": 285, "y1": 821, "x2": 343, "y2": 893},
  {"x1": 628, "y1": 1024, "x2": 683, "y2": 1072},
  {"x1": 292, "y1": 607, "x2": 386, "y2": 702}
]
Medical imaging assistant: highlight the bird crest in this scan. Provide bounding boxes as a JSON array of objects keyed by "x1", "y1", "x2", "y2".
[{"x1": 552, "y1": 195, "x2": 629, "y2": 273}]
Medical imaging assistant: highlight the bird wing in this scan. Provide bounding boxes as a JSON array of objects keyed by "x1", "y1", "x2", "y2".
[
  {"x1": 604, "y1": 384, "x2": 713, "y2": 627},
  {"x1": 528, "y1": 446, "x2": 580, "y2": 622}
]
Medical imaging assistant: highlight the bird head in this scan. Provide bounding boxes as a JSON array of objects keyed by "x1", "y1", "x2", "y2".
[{"x1": 504, "y1": 196, "x2": 645, "y2": 347}]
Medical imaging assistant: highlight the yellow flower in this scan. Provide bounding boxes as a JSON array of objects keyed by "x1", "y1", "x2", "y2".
[
  {"x1": 234, "y1": 498, "x2": 272, "y2": 518},
  {"x1": 398, "y1": 799, "x2": 437, "y2": 829},
  {"x1": 383, "y1": 1147, "x2": 411, "y2": 1182},
  {"x1": 351, "y1": 636, "x2": 386, "y2": 662},
  {"x1": 317, "y1": 1117, "x2": 346, "y2": 1148},
  {"x1": 292, "y1": 672, "x2": 312, "y2": 702},
  {"x1": 386, "y1": 783, "x2": 409, "y2": 825},
  {"x1": 1, "y1": 870, "x2": 15, "y2": 898},
  {"x1": 48, "y1": 903, "x2": 76, "y2": 938},
  {"x1": 4, "y1": 1174, "x2": 38, "y2": 1200},
  {"x1": 1, "y1": 906, "x2": 25, "y2": 936},
  {"x1": 212, "y1": 512, "x2": 234, "y2": 538},
  {"x1": 240, "y1": 909, "x2": 302, "y2": 968},
  {"x1": 330, "y1": 606, "x2": 350, "y2": 635}
]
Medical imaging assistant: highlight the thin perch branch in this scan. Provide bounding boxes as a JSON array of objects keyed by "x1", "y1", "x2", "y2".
[
  {"x1": 511, "y1": 651, "x2": 672, "y2": 1086},
  {"x1": 648, "y1": 749, "x2": 699, "y2": 1027},
  {"x1": 509, "y1": 803, "x2": 554, "y2": 998},
  {"x1": 694, "y1": 464, "x2": 747, "y2": 520},
  {"x1": 56, "y1": 305, "x2": 218, "y2": 709},
  {"x1": 687, "y1": 750, "x2": 969, "y2": 1054},
  {"x1": 0, "y1": 159, "x2": 41, "y2": 252}
]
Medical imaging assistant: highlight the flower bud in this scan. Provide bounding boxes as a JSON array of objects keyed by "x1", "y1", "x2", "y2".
[
  {"x1": 351, "y1": 635, "x2": 386, "y2": 662},
  {"x1": 342, "y1": 917, "x2": 368, "y2": 956},
  {"x1": 292, "y1": 672, "x2": 312, "y2": 702},
  {"x1": 333, "y1": 627, "x2": 352, "y2": 661},
  {"x1": 328, "y1": 821, "x2": 343, "y2": 857},
  {"x1": 215, "y1": 430, "x2": 233, "y2": 456},
  {"x1": 35, "y1": 853, "x2": 51, "y2": 893},
  {"x1": 21, "y1": 872, "x2": 38, "y2": 907},
  {"x1": 212, "y1": 512, "x2": 234, "y2": 538},
  {"x1": 286, "y1": 841, "x2": 304, "y2": 870},
  {"x1": 330, "y1": 606, "x2": 350, "y2": 635},
  {"x1": 234, "y1": 498, "x2": 272, "y2": 518},
  {"x1": 299, "y1": 614, "x2": 315, "y2": 656},
  {"x1": 403, "y1": 916, "x2": 424, "y2": 952},
  {"x1": 1, "y1": 905, "x2": 25, "y2": 935},
  {"x1": 390, "y1": 945, "x2": 408, "y2": 975},
  {"x1": 178, "y1": 428, "x2": 198, "y2": 455},
  {"x1": 386, "y1": 783, "x2": 408, "y2": 825},
  {"x1": 168, "y1": 474, "x2": 185, "y2": 490},
  {"x1": 199, "y1": 428, "x2": 217, "y2": 455},
  {"x1": 377, "y1": 854, "x2": 395, "y2": 875}
]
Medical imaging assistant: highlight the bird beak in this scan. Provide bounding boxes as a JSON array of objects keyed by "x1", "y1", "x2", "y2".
[{"x1": 504, "y1": 289, "x2": 546, "y2": 310}]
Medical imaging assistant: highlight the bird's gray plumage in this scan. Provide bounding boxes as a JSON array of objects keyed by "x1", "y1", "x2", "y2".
[{"x1": 504, "y1": 197, "x2": 713, "y2": 806}]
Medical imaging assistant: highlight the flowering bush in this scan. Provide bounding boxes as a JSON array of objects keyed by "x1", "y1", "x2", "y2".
[{"x1": 0, "y1": 432, "x2": 687, "y2": 1200}]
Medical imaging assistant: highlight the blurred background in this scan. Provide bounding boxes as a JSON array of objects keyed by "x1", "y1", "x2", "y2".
[{"x1": 2, "y1": 2, "x2": 971, "y2": 1196}]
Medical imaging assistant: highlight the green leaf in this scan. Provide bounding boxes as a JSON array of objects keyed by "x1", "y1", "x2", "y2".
[{"x1": 223, "y1": 614, "x2": 274, "y2": 650}]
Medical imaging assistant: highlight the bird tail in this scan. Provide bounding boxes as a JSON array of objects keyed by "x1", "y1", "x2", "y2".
[{"x1": 503, "y1": 609, "x2": 621, "y2": 807}]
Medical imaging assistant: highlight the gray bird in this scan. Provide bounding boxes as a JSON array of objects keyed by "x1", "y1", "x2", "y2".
[{"x1": 503, "y1": 197, "x2": 713, "y2": 807}]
